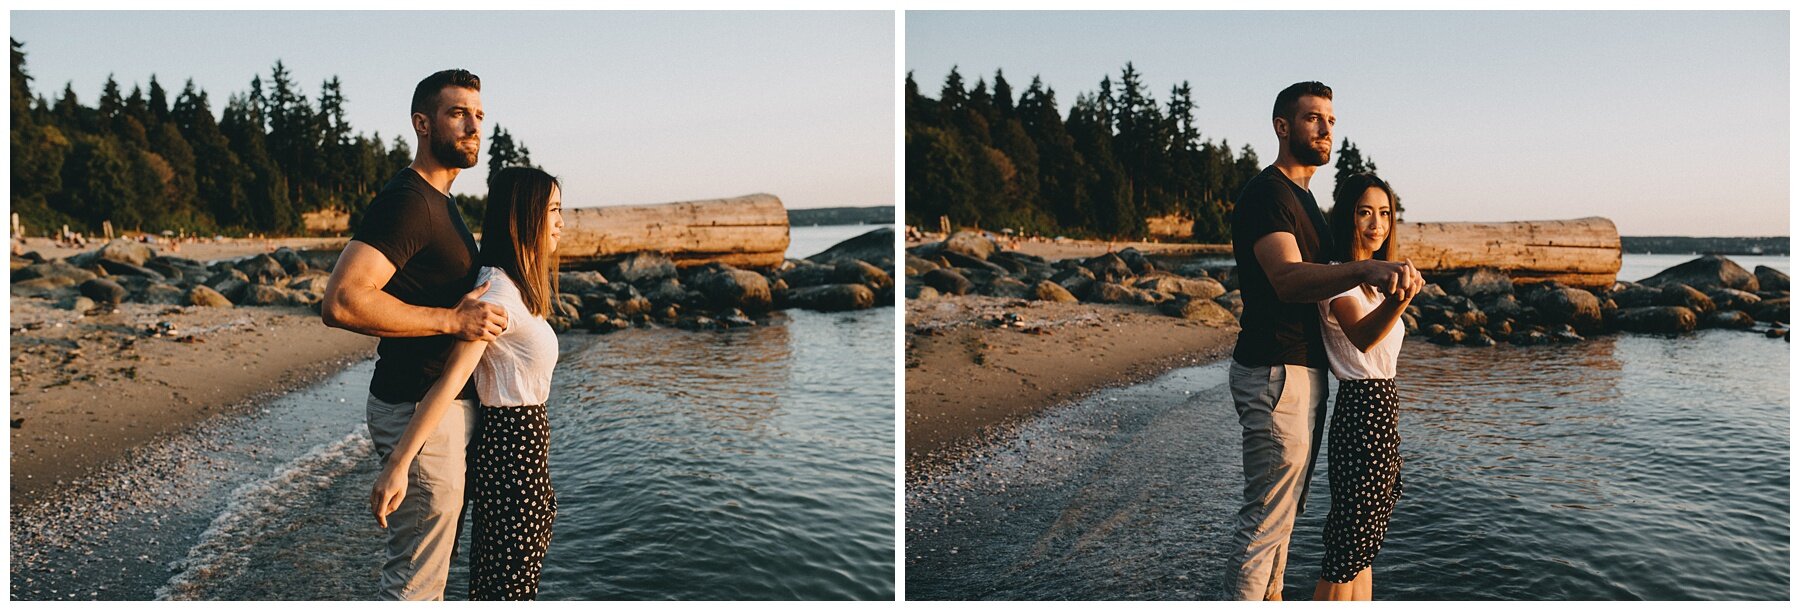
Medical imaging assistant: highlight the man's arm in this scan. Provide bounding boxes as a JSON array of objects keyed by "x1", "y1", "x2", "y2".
[
  {"x1": 1252, "y1": 232, "x2": 1419, "y2": 304},
  {"x1": 321, "y1": 241, "x2": 506, "y2": 340}
]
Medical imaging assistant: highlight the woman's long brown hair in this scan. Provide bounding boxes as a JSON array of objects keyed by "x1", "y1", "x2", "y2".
[{"x1": 480, "y1": 166, "x2": 560, "y2": 317}]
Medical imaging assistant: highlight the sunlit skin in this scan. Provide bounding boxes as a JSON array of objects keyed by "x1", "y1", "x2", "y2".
[
  {"x1": 410, "y1": 86, "x2": 484, "y2": 195},
  {"x1": 545, "y1": 186, "x2": 564, "y2": 254},
  {"x1": 1313, "y1": 187, "x2": 1409, "y2": 602},
  {"x1": 1271, "y1": 94, "x2": 1335, "y2": 189}
]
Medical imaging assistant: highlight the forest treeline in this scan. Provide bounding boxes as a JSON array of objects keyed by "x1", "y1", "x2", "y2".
[
  {"x1": 9, "y1": 38, "x2": 532, "y2": 237},
  {"x1": 906, "y1": 63, "x2": 1389, "y2": 241}
]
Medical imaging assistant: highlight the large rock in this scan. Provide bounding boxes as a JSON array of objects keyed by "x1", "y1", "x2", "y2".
[
  {"x1": 1704, "y1": 288, "x2": 1762, "y2": 312},
  {"x1": 79, "y1": 278, "x2": 128, "y2": 305},
  {"x1": 1701, "y1": 310, "x2": 1756, "y2": 329},
  {"x1": 13, "y1": 261, "x2": 97, "y2": 284},
  {"x1": 96, "y1": 239, "x2": 155, "y2": 266},
  {"x1": 784, "y1": 283, "x2": 875, "y2": 312},
  {"x1": 1607, "y1": 282, "x2": 1662, "y2": 308},
  {"x1": 940, "y1": 251, "x2": 1009, "y2": 275},
  {"x1": 1442, "y1": 267, "x2": 1514, "y2": 299},
  {"x1": 1653, "y1": 282, "x2": 1715, "y2": 314},
  {"x1": 1525, "y1": 284, "x2": 1603, "y2": 332},
  {"x1": 1750, "y1": 297, "x2": 1789, "y2": 324},
  {"x1": 834, "y1": 259, "x2": 893, "y2": 293},
  {"x1": 286, "y1": 272, "x2": 332, "y2": 295},
  {"x1": 1613, "y1": 306, "x2": 1698, "y2": 333},
  {"x1": 1082, "y1": 253, "x2": 1133, "y2": 283},
  {"x1": 236, "y1": 254, "x2": 289, "y2": 284},
  {"x1": 1134, "y1": 273, "x2": 1226, "y2": 301},
  {"x1": 1116, "y1": 248, "x2": 1155, "y2": 275},
  {"x1": 205, "y1": 268, "x2": 251, "y2": 300},
  {"x1": 904, "y1": 254, "x2": 942, "y2": 277},
  {"x1": 977, "y1": 276, "x2": 1032, "y2": 299},
  {"x1": 942, "y1": 231, "x2": 998, "y2": 261},
  {"x1": 187, "y1": 285, "x2": 233, "y2": 308},
  {"x1": 1085, "y1": 281, "x2": 1136, "y2": 304},
  {"x1": 989, "y1": 251, "x2": 1054, "y2": 280},
  {"x1": 96, "y1": 258, "x2": 166, "y2": 281},
  {"x1": 239, "y1": 284, "x2": 299, "y2": 306},
  {"x1": 693, "y1": 266, "x2": 773, "y2": 313},
  {"x1": 271, "y1": 247, "x2": 310, "y2": 276},
  {"x1": 1160, "y1": 297, "x2": 1237, "y2": 323},
  {"x1": 921, "y1": 268, "x2": 973, "y2": 296},
  {"x1": 558, "y1": 271, "x2": 609, "y2": 296},
  {"x1": 1214, "y1": 290, "x2": 1244, "y2": 318},
  {"x1": 1641, "y1": 254, "x2": 1758, "y2": 292},
  {"x1": 1032, "y1": 280, "x2": 1078, "y2": 303},
  {"x1": 605, "y1": 252, "x2": 677, "y2": 284},
  {"x1": 13, "y1": 276, "x2": 79, "y2": 297},
  {"x1": 1755, "y1": 266, "x2": 1788, "y2": 292},
  {"x1": 806, "y1": 227, "x2": 896, "y2": 266},
  {"x1": 136, "y1": 282, "x2": 187, "y2": 305},
  {"x1": 640, "y1": 277, "x2": 690, "y2": 307}
]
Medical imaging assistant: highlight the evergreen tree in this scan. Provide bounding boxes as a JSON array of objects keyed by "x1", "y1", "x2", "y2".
[{"x1": 486, "y1": 124, "x2": 535, "y2": 181}]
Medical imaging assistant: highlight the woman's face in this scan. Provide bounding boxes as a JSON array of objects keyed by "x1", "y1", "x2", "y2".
[
  {"x1": 1351, "y1": 186, "x2": 1392, "y2": 261},
  {"x1": 544, "y1": 185, "x2": 564, "y2": 254}
]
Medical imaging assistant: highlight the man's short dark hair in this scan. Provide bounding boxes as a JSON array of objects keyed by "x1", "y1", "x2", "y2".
[
  {"x1": 1272, "y1": 81, "x2": 1332, "y2": 123},
  {"x1": 411, "y1": 69, "x2": 481, "y2": 116}
]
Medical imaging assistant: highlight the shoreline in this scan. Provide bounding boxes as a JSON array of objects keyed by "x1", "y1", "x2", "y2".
[
  {"x1": 9, "y1": 299, "x2": 376, "y2": 505},
  {"x1": 904, "y1": 295, "x2": 1236, "y2": 473}
]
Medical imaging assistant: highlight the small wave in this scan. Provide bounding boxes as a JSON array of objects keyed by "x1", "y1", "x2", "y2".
[{"x1": 154, "y1": 425, "x2": 373, "y2": 601}]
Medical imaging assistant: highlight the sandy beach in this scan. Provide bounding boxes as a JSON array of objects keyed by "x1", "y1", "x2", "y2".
[
  {"x1": 905, "y1": 295, "x2": 1237, "y2": 471},
  {"x1": 9, "y1": 239, "x2": 374, "y2": 505}
]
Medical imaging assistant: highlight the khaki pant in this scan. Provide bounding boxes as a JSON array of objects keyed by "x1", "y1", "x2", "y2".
[
  {"x1": 365, "y1": 395, "x2": 479, "y2": 601},
  {"x1": 1224, "y1": 362, "x2": 1329, "y2": 601}
]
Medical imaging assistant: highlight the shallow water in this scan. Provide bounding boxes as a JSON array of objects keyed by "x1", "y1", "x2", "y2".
[
  {"x1": 12, "y1": 307, "x2": 895, "y2": 601},
  {"x1": 906, "y1": 329, "x2": 1788, "y2": 600}
]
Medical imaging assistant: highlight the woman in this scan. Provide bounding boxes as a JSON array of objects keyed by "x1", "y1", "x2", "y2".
[
  {"x1": 371, "y1": 166, "x2": 565, "y2": 600},
  {"x1": 1313, "y1": 172, "x2": 1412, "y2": 601}
]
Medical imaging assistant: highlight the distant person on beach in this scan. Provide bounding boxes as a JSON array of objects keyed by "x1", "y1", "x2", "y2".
[
  {"x1": 321, "y1": 68, "x2": 506, "y2": 600},
  {"x1": 1309, "y1": 172, "x2": 1413, "y2": 601},
  {"x1": 369, "y1": 166, "x2": 565, "y2": 600},
  {"x1": 1223, "y1": 81, "x2": 1421, "y2": 601}
]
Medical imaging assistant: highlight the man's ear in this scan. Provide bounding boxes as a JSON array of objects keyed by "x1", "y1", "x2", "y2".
[
  {"x1": 1272, "y1": 116, "x2": 1289, "y2": 139},
  {"x1": 411, "y1": 111, "x2": 430, "y2": 139}
]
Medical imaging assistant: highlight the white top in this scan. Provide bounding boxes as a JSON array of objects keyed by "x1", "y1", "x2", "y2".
[
  {"x1": 472, "y1": 266, "x2": 559, "y2": 407},
  {"x1": 1318, "y1": 284, "x2": 1404, "y2": 381}
]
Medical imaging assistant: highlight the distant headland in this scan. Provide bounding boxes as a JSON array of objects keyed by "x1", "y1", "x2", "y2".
[
  {"x1": 1620, "y1": 236, "x2": 1789, "y2": 256},
  {"x1": 789, "y1": 206, "x2": 896, "y2": 227}
]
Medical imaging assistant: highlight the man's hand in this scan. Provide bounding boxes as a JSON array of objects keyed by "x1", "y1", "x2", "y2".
[
  {"x1": 1359, "y1": 259, "x2": 1411, "y2": 297},
  {"x1": 449, "y1": 281, "x2": 507, "y2": 342}
]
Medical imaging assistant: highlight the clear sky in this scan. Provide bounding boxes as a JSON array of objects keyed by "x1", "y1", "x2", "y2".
[
  {"x1": 12, "y1": 11, "x2": 894, "y2": 210},
  {"x1": 908, "y1": 11, "x2": 1789, "y2": 237}
]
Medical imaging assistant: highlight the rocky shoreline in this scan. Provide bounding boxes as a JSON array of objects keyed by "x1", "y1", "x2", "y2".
[
  {"x1": 11, "y1": 227, "x2": 897, "y2": 334},
  {"x1": 905, "y1": 232, "x2": 1790, "y2": 347}
]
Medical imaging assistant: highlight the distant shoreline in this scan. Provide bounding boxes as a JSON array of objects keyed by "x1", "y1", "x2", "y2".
[
  {"x1": 788, "y1": 206, "x2": 895, "y2": 227},
  {"x1": 1619, "y1": 236, "x2": 1788, "y2": 256}
]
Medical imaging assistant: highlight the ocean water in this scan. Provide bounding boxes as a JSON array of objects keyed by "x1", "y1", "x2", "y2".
[
  {"x1": 906, "y1": 255, "x2": 1789, "y2": 601},
  {"x1": 11, "y1": 225, "x2": 897, "y2": 601}
]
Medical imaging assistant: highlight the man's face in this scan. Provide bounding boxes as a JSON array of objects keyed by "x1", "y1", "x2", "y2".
[
  {"x1": 1281, "y1": 95, "x2": 1335, "y2": 167},
  {"x1": 422, "y1": 86, "x2": 483, "y2": 169}
]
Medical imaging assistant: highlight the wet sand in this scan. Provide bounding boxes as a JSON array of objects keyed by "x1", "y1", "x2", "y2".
[
  {"x1": 904, "y1": 295, "x2": 1237, "y2": 472},
  {"x1": 9, "y1": 298, "x2": 376, "y2": 505}
]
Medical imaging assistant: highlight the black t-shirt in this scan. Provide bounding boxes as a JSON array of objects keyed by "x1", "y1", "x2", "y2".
[
  {"x1": 353, "y1": 168, "x2": 480, "y2": 403},
  {"x1": 1231, "y1": 166, "x2": 1335, "y2": 369}
]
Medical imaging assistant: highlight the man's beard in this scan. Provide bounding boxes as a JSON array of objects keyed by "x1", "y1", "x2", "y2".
[
  {"x1": 431, "y1": 132, "x2": 479, "y2": 169},
  {"x1": 1290, "y1": 133, "x2": 1331, "y2": 166}
]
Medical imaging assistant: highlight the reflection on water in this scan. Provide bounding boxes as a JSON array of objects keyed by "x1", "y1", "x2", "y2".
[{"x1": 908, "y1": 329, "x2": 1787, "y2": 600}]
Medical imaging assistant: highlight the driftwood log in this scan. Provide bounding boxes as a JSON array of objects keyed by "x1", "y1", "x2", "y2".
[
  {"x1": 1402, "y1": 217, "x2": 1621, "y2": 290},
  {"x1": 556, "y1": 193, "x2": 790, "y2": 269}
]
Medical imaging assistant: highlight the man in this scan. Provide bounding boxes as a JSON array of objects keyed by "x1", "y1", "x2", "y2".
[
  {"x1": 1224, "y1": 81, "x2": 1421, "y2": 601},
  {"x1": 321, "y1": 68, "x2": 508, "y2": 600}
]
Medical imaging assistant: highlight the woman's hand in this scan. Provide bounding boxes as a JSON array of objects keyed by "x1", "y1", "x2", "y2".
[{"x1": 370, "y1": 462, "x2": 409, "y2": 528}]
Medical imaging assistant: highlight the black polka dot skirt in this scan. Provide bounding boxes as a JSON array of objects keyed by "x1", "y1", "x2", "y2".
[
  {"x1": 469, "y1": 405, "x2": 557, "y2": 601},
  {"x1": 1321, "y1": 378, "x2": 1403, "y2": 584}
]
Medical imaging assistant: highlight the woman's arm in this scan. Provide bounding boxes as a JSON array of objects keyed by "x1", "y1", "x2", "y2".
[
  {"x1": 1330, "y1": 289, "x2": 1414, "y2": 353},
  {"x1": 370, "y1": 338, "x2": 490, "y2": 527}
]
